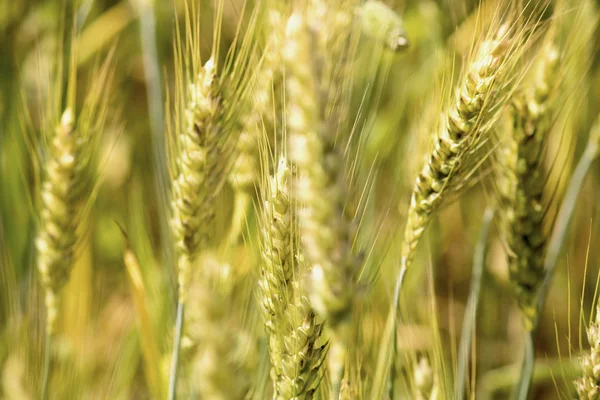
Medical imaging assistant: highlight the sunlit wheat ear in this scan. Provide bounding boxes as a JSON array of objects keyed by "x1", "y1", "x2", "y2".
[
  {"x1": 170, "y1": 57, "x2": 218, "y2": 304},
  {"x1": 167, "y1": 2, "x2": 260, "y2": 395},
  {"x1": 284, "y1": 4, "x2": 363, "y2": 391},
  {"x1": 575, "y1": 306, "x2": 600, "y2": 398},
  {"x1": 356, "y1": 0, "x2": 409, "y2": 52},
  {"x1": 401, "y1": 21, "x2": 516, "y2": 271},
  {"x1": 36, "y1": 109, "x2": 79, "y2": 334},
  {"x1": 259, "y1": 158, "x2": 294, "y2": 337},
  {"x1": 413, "y1": 356, "x2": 439, "y2": 400},
  {"x1": 228, "y1": 7, "x2": 285, "y2": 193},
  {"x1": 36, "y1": 53, "x2": 113, "y2": 335},
  {"x1": 258, "y1": 157, "x2": 328, "y2": 399},
  {"x1": 497, "y1": 43, "x2": 559, "y2": 330},
  {"x1": 183, "y1": 253, "x2": 258, "y2": 400}
]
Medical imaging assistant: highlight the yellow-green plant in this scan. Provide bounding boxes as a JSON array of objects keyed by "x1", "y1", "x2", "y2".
[
  {"x1": 497, "y1": 42, "x2": 559, "y2": 330},
  {"x1": 34, "y1": 38, "x2": 113, "y2": 397},
  {"x1": 166, "y1": 1, "x2": 259, "y2": 397},
  {"x1": 258, "y1": 157, "x2": 327, "y2": 399},
  {"x1": 400, "y1": 21, "x2": 517, "y2": 273},
  {"x1": 575, "y1": 306, "x2": 600, "y2": 399}
]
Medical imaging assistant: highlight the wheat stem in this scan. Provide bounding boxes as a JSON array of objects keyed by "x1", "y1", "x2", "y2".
[
  {"x1": 457, "y1": 208, "x2": 494, "y2": 399},
  {"x1": 513, "y1": 331, "x2": 535, "y2": 400},
  {"x1": 168, "y1": 301, "x2": 184, "y2": 400},
  {"x1": 40, "y1": 331, "x2": 53, "y2": 400},
  {"x1": 537, "y1": 116, "x2": 600, "y2": 318}
]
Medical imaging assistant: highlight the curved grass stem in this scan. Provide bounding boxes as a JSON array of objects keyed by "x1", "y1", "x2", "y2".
[
  {"x1": 512, "y1": 331, "x2": 535, "y2": 400},
  {"x1": 388, "y1": 264, "x2": 407, "y2": 399},
  {"x1": 41, "y1": 330, "x2": 53, "y2": 400},
  {"x1": 537, "y1": 131, "x2": 600, "y2": 317},
  {"x1": 168, "y1": 301, "x2": 185, "y2": 400},
  {"x1": 457, "y1": 208, "x2": 494, "y2": 399}
]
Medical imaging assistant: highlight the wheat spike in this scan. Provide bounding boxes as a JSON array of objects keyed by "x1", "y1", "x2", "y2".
[
  {"x1": 575, "y1": 307, "x2": 600, "y2": 399},
  {"x1": 36, "y1": 109, "x2": 81, "y2": 334},
  {"x1": 171, "y1": 58, "x2": 218, "y2": 303},
  {"x1": 258, "y1": 158, "x2": 327, "y2": 399},
  {"x1": 413, "y1": 357, "x2": 439, "y2": 400},
  {"x1": 284, "y1": 5, "x2": 363, "y2": 391},
  {"x1": 356, "y1": 0, "x2": 409, "y2": 52},
  {"x1": 497, "y1": 43, "x2": 559, "y2": 329},
  {"x1": 285, "y1": 1, "x2": 360, "y2": 328},
  {"x1": 401, "y1": 22, "x2": 514, "y2": 270},
  {"x1": 229, "y1": 8, "x2": 285, "y2": 192}
]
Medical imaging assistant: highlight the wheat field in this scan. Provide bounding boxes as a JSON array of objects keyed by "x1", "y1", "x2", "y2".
[{"x1": 1, "y1": 0, "x2": 600, "y2": 399}]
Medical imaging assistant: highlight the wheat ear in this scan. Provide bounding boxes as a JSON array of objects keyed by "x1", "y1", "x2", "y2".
[
  {"x1": 400, "y1": 22, "x2": 513, "y2": 272},
  {"x1": 224, "y1": 8, "x2": 286, "y2": 248},
  {"x1": 497, "y1": 43, "x2": 559, "y2": 330},
  {"x1": 167, "y1": 1, "x2": 261, "y2": 394},
  {"x1": 356, "y1": 0, "x2": 409, "y2": 52},
  {"x1": 168, "y1": 55, "x2": 221, "y2": 400},
  {"x1": 285, "y1": 3, "x2": 364, "y2": 392},
  {"x1": 390, "y1": 21, "x2": 515, "y2": 396},
  {"x1": 171, "y1": 57, "x2": 218, "y2": 303},
  {"x1": 228, "y1": 8, "x2": 284, "y2": 193},
  {"x1": 259, "y1": 158, "x2": 327, "y2": 399},
  {"x1": 37, "y1": 50, "x2": 113, "y2": 335},
  {"x1": 575, "y1": 306, "x2": 600, "y2": 399},
  {"x1": 36, "y1": 109, "x2": 80, "y2": 335},
  {"x1": 413, "y1": 356, "x2": 439, "y2": 400}
]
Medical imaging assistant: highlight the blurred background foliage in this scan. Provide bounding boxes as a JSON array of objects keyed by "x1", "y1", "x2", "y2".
[{"x1": 1, "y1": 0, "x2": 600, "y2": 399}]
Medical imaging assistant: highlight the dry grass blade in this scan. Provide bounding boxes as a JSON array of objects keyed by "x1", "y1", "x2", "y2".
[{"x1": 124, "y1": 248, "x2": 165, "y2": 400}]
